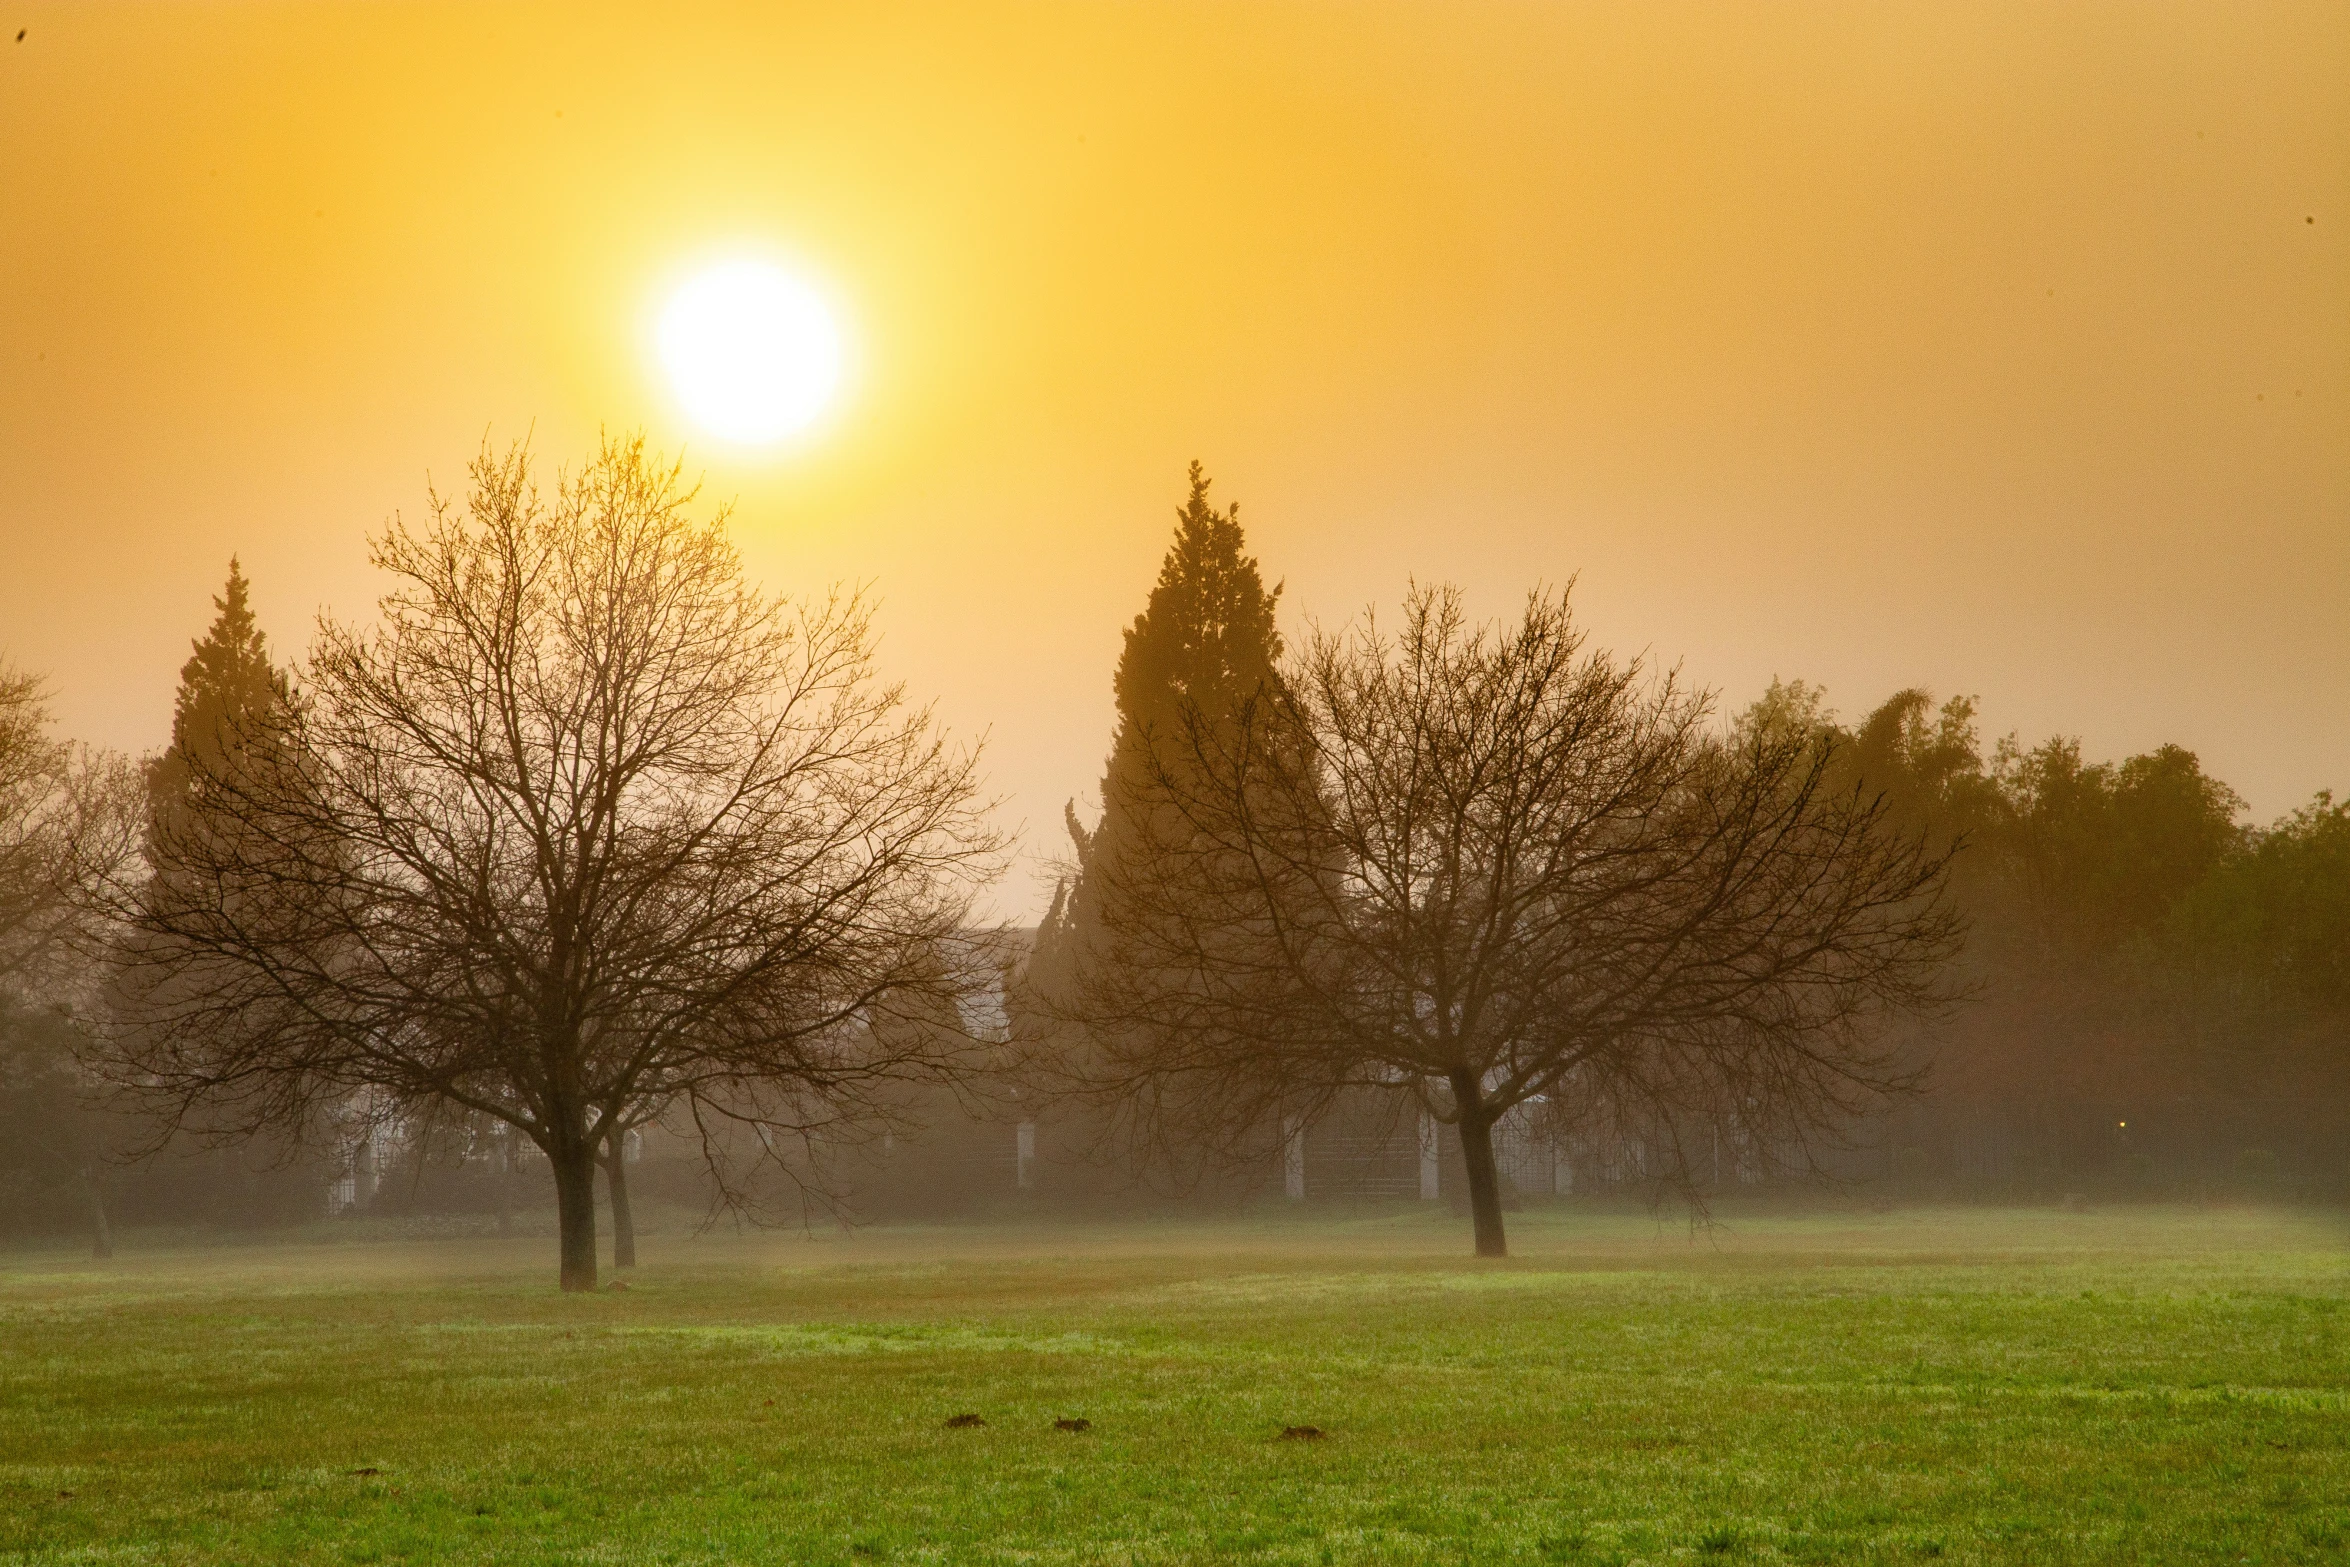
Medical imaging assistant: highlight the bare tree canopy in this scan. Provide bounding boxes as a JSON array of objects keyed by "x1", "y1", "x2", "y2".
[
  {"x1": 0, "y1": 666, "x2": 141, "y2": 1259},
  {"x1": 1060, "y1": 584, "x2": 1960, "y2": 1255},
  {"x1": 0, "y1": 667, "x2": 141, "y2": 1002},
  {"x1": 102, "y1": 438, "x2": 1004, "y2": 1288}
]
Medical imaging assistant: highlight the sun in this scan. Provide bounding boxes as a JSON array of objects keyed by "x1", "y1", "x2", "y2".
[{"x1": 656, "y1": 260, "x2": 845, "y2": 445}]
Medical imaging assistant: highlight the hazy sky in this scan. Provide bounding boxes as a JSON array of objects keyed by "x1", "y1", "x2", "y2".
[{"x1": 3, "y1": 2, "x2": 2342, "y2": 908}]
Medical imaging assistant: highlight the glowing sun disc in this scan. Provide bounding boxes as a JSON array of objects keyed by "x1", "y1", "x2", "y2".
[{"x1": 657, "y1": 261, "x2": 844, "y2": 444}]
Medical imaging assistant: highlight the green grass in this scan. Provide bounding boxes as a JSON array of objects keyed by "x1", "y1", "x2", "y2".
[{"x1": 2, "y1": 1203, "x2": 2346, "y2": 1564}]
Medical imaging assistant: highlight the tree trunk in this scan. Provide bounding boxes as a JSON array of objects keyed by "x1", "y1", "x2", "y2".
[
  {"x1": 494, "y1": 1127, "x2": 514, "y2": 1237},
  {"x1": 550, "y1": 1139, "x2": 600, "y2": 1292},
  {"x1": 80, "y1": 1164, "x2": 113, "y2": 1261},
  {"x1": 1450, "y1": 1071, "x2": 1509, "y2": 1258},
  {"x1": 603, "y1": 1132, "x2": 636, "y2": 1270}
]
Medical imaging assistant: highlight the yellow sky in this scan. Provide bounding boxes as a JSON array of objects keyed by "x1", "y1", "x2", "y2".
[{"x1": 2, "y1": 1, "x2": 2343, "y2": 904}]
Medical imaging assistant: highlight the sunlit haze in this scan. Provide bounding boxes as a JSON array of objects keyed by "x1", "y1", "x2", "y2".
[
  {"x1": 1, "y1": 1, "x2": 2342, "y2": 913},
  {"x1": 5, "y1": 8, "x2": 2349, "y2": 1545}
]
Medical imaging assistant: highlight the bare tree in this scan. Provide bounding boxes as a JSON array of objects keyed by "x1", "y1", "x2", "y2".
[
  {"x1": 102, "y1": 438, "x2": 1004, "y2": 1289},
  {"x1": 0, "y1": 669, "x2": 143, "y2": 1257},
  {"x1": 596, "y1": 1094, "x2": 672, "y2": 1270},
  {"x1": 0, "y1": 666, "x2": 65, "y2": 982},
  {"x1": 0, "y1": 668, "x2": 142, "y2": 996},
  {"x1": 1059, "y1": 585, "x2": 1958, "y2": 1256}
]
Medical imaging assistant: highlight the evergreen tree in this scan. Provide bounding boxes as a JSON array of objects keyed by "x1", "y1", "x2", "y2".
[
  {"x1": 1028, "y1": 464, "x2": 1284, "y2": 1005},
  {"x1": 2164, "y1": 791, "x2": 2350, "y2": 1099},
  {"x1": 145, "y1": 560, "x2": 291, "y2": 854}
]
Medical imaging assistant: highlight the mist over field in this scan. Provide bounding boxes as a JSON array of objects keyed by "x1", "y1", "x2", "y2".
[{"x1": 2, "y1": 3, "x2": 2343, "y2": 1562}]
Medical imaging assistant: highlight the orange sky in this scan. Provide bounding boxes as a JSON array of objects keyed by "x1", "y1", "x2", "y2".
[{"x1": 2, "y1": 1, "x2": 2343, "y2": 908}]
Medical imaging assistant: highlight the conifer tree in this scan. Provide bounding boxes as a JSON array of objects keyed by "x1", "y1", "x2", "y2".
[
  {"x1": 145, "y1": 559, "x2": 291, "y2": 854},
  {"x1": 106, "y1": 441, "x2": 1002, "y2": 1290},
  {"x1": 1028, "y1": 464, "x2": 1283, "y2": 1010}
]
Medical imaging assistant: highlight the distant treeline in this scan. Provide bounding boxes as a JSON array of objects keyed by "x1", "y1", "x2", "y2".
[
  {"x1": 1787, "y1": 679, "x2": 2348, "y2": 1110},
  {"x1": 1, "y1": 450, "x2": 2343, "y2": 1258}
]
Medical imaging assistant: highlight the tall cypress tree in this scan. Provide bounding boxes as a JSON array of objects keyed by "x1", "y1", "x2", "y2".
[
  {"x1": 125, "y1": 561, "x2": 299, "y2": 1219},
  {"x1": 145, "y1": 559, "x2": 291, "y2": 853},
  {"x1": 1028, "y1": 464, "x2": 1283, "y2": 1013}
]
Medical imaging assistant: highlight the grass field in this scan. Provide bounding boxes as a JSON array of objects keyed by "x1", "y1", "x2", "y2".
[{"x1": 2, "y1": 1203, "x2": 2345, "y2": 1565}]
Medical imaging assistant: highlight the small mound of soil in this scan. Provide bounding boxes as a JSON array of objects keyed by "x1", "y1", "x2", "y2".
[
  {"x1": 943, "y1": 1412, "x2": 987, "y2": 1429},
  {"x1": 1054, "y1": 1417, "x2": 1092, "y2": 1433},
  {"x1": 1279, "y1": 1425, "x2": 1325, "y2": 1441}
]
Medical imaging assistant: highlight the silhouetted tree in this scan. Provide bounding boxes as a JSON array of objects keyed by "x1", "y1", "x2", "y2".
[
  {"x1": 1019, "y1": 464, "x2": 1283, "y2": 1114},
  {"x1": 1996, "y1": 738, "x2": 2244, "y2": 956},
  {"x1": 0, "y1": 666, "x2": 140, "y2": 1252},
  {"x1": 0, "y1": 667, "x2": 72, "y2": 992},
  {"x1": 2163, "y1": 791, "x2": 2350, "y2": 1097},
  {"x1": 1836, "y1": 689, "x2": 2002, "y2": 859},
  {"x1": 1065, "y1": 585, "x2": 1960, "y2": 1255},
  {"x1": 141, "y1": 561, "x2": 297, "y2": 876},
  {"x1": 1799, "y1": 685, "x2": 2271, "y2": 1115},
  {"x1": 0, "y1": 996, "x2": 118, "y2": 1254},
  {"x1": 598, "y1": 1099, "x2": 668, "y2": 1270},
  {"x1": 103, "y1": 438, "x2": 1004, "y2": 1290},
  {"x1": 0, "y1": 669, "x2": 139, "y2": 996}
]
